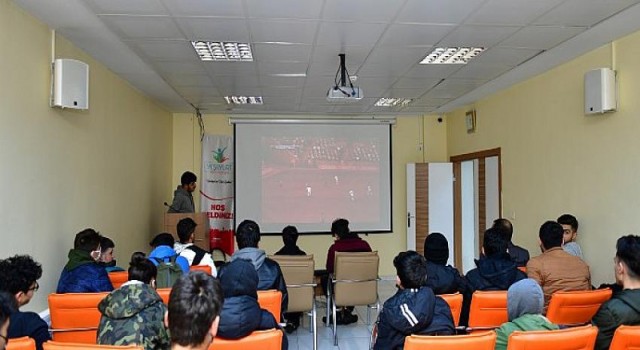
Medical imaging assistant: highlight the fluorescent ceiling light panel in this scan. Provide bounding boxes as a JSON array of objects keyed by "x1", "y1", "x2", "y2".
[
  {"x1": 420, "y1": 47, "x2": 485, "y2": 65},
  {"x1": 271, "y1": 73, "x2": 307, "y2": 77},
  {"x1": 375, "y1": 98, "x2": 412, "y2": 107},
  {"x1": 191, "y1": 41, "x2": 253, "y2": 61},
  {"x1": 224, "y1": 96, "x2": 263, "y2": 105}
]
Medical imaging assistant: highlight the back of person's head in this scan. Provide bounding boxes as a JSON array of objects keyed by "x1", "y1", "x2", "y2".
[
  {"x1": 282, "y1": 225, "x2": 299, "y2": 246},
  {"x1": 100, "y1": 237, "x2": 115, "y2": 254},
  {"x1": 393, "y1": 251, "x2": 427, "y2": 289},
  {"x1": 0, "y1": 291, "x2": 17, "y2": 333},
  {"x1": 168, "y1": 271, "x2": 223, "y2": 348},
  {"x1": 236, "y1": 220, "x2": 261, "y2": 249},
  {"x1": 615, "y1": 235, "x2": 640, "y2": 279},
  {"x1": 331, "y1": 218, "x2": 354, "y2": 239},
  {"x1": 557, "y1": 214, "x2": 579, "y2": 231},
  {"x1": 483, "y1": 227, "x2": 508, "y2": 257},
  {"x1": 181, "y1": 171, "x2": 197, "y2": 186},
  {"x1": 128, "y1": 252, "x2": 157, "y2": 285},
  {"x1": 423, "y1": 232, "x2": 449, "y2": 265},
  {"x1": 539, "y1": 221, "x2": 564, "y2": 250},
  {"x1": 74, "y1": 228, "x2": 101, "y2": 252},
  {"x1": 493, "y1": 218, "x2": 514, "y2": 242},
  {"x1": 507, "y1": 279, "x2": 544, "y2": 321},
  {"x1": 0, "y1": 255, "x2": 43, "y2": 296},
  {"x1": 177, "y1": 218, "x2": 197, "y2": 243},
  {"x1": 150, "y1": 232, "x2": 175, "y2": 248},
  {"x1": 219, "y1": 259, "x2": 258, "y2": 298}
]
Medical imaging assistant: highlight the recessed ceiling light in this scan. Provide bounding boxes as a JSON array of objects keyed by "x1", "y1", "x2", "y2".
[
  {"x1": 375, "y1": 98, "x2": 412, "y2": 107},
  {"x1": 191, "y1": 41, "x2": 253, "y2": 62},
  {"x1": 224, "y1": 96, "x2": 263, "y2": 105},
  {"x1": 271, "y1": 73, "x2": 307, "y2": 77},
  {"x1": 419, "y1": 47, "x2": 485, "y2": 65}
]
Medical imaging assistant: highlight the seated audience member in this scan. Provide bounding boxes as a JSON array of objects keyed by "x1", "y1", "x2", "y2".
[
  {"x1": 0, "y1": 255, "x2": 50, "y2": 350},
  {"x1": 423, "y1": 232, "x2": 470, "y2": 295},
  {"x1": 98, "y1": 236, "x2": 125, "y2": 272},
  {"x1": 0, "y1": 292, "x2": 18, "y2": 350},
  {"x1": 493, "y1": 218, "x2": 530, "y2": 267},
  {"x1": 174, "y1": 218, "x2": 217, "y2": 277},
  {"x1": 57, "y1": 228, "x2": 114, "y2": 293},
  {"x1": 495, "y1": 279, "x2": 558, "y2": 350},
  {"x1": 149, "y1": 233, "x2": 189, "y2": 273},
  {"x1": 231, "y1": 220, "x2": 288, "y2": 318},
  {"x1": 98, "y1": 252, "x2": 169, "y2": 350},
  {"x1": 167, "y1": 271, "x2": 223, "y2": 350},
  {"x1": 374, "y1": 251, "x2": 455, "y2": 350},
  {"x1": 527, "y1": 221, "x2": 591, "y2": 311},
  {"x1": 592, "y1": 235, "x2": 640, "y2": 350},
  {"x1": 557, "y1": 214, "x2": 584, "y2": 259},
  {"x1": 217, "y1": 259, "x2": 288, "y2": 350},
  {"x1": 275, "y1": 225, "x2": 306, "y2": 256}
]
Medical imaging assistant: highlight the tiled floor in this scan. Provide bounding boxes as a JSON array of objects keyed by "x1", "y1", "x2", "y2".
[{"x1": 285, "y1": 279, "x2": 397, "y2": 350}]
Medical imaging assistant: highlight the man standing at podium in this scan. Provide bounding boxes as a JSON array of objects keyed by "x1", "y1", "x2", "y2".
[{"x1": 168, "y1": 171, "x2": 197, "y2": 213}]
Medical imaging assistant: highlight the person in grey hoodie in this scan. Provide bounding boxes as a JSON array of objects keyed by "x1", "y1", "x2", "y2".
[
  {"x1": 230, "y1": 220, "x2": 288, "y2": 319},
  {"x1": 494, "y1": 279, "x2": 558, "y2": 350},
  {"x1": 168, "y1": 171, "x2": 197, "y2": 213}
]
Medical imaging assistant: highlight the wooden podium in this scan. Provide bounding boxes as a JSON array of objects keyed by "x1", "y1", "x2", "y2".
[{"x1": 163, "y1": 212, "x2": 210, "y2": 251}]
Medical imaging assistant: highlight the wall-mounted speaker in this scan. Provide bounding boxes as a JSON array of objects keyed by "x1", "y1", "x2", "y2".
[
  {"x1": 584, "y1": 68, "x2": 616, "y2": 115},
  {"x1": 52, "y1": 58, "x2": 89, "y2": 110}
]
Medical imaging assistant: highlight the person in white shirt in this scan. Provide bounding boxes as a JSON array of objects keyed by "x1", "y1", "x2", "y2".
[{"x1": 173, "y1": 218, "x2": 217, "y2": 277}]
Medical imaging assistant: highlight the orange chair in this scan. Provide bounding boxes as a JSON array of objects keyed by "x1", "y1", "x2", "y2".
[
  {"x1": 517, "y1": 266, "x2": 527, "y2": 273},
  {"x1": 43, "y1": 341, "x2": 143, "y2": 350},
  {"x1": 107, "y1": 271, "x2": 129, "y2": 289},
  {"x1": 157, "y1": 288, "x2": 171, "y2": 305},
  {"x1": 439, "y1": 293, "x2": 463, "y2": 327},
  {"x1": 608, "y1": 325, "x2": 640, "y2": 350},
  {"x1": 190, "y1": 265, "x2": 212, "y2": 275},
  {"x1": 257, "y1": 290, "x2": 282, "y2": 322},
  {"x1": 467, "y1": 291, "x2": 508, "y2": 331},
  {"x1": 48, "y1": 293, "x2": 109, "y2": 343},
  {"x1": 6, "y1": 337, "x2": 35, "y2": 350},
  {"x1": 210, "y1": 329, "x2": 283, "y2": 350},
  {"x1": 404, "y1": 331, "x2": 496, "y2": 350},
  {"x1": 546, "y1": 288, "x2": 612, "y2": 326},
  {"x1": 506, "y1": 325, "x2": 597, "y2": 350}
]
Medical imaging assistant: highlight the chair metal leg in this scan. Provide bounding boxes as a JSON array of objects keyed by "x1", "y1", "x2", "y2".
[
  {"x1": 325, "y1": 280, "x2": 332, "y2": 328},
  {"x1": 312, "y1": 301, "x2": 317, "y2": 350},
  {"x1": 333, "y1": 294, "x2": 338, "y2": 346}
]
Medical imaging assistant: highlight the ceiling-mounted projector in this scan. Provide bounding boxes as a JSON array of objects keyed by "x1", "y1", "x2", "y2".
[{"x1": 327, "y1": 53, "x2": 363, "y2": 102}]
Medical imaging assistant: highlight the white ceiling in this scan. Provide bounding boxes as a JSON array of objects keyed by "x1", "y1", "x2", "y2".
[{"x1": 12, "y1": 0, "x2": 640, "y2": 115}]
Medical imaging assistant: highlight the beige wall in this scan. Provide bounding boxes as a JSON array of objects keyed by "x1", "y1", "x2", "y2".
[
  {"x1": 0, "y1": 0, "x2": 173, "y2": 311},
  {"x1": 447, "y1": 30, "x2": 640, "y2": 286},
  {"x1": 172, "y1": 113, "x2": 448, "y2": 275}
]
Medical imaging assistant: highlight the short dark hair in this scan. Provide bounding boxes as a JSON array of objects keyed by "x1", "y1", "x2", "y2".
[
  {"x1": 177, "y1": 218, "x2": 197, "y2": 243},
  {"x1": 236, "y1": 220, "x2": 261, "y2": 249},
  {"x1": 168, "y1": 272, "x2": 223, "y2": 347},
  {"x1": 331, "y1": 218, "x2": 354, "y2": 239},
  {"x1": 0, "y1": 291, "x2": 17, "y2": 328},
  {"x1": 616, "y1": 235, "x2": 640, "y2": 278},
  {"x1": 181, "y1": 171, "x2": 197, "y2": 186},
  {"x1": 539, "y1": 221, "x2": 564, "y2": 250},
  {"x1": 150, "y1": 233, "x2": 175, "y2": 248},
  {"x1": 0, "y1": 255, "x2": 43, "y2": 294},
  {"x1": 493, "y1": 218, "x2": 514, "y2": 242},
  {"x1": 393, "y1": 251, "x2": 427, "y2": 289},
  {"x1": 282, "y1": 225, "x2": 299, "y2": 246},
  {"x1": 100, "y1": 237, "x2": 115, "y2": 253},
  {"x1": 557, "y1": 214, "x2": 579, "y2": 231},
  {"x1": 128, "y1": 252, "x2": 157, "y2": 284},
  {"x1": 74, "y1": 228, "x2": 101, "y2": 252},
  {"x1": 483, "y1": 227, "x2": 508, "y2": 257}
]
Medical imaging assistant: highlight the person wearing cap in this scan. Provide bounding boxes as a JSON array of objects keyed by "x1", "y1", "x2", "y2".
[
  {"x1": 148, "y1": 233, "x2": 190, "y2": 273},
  {"x1": 423, "y1": 232, "x2": 470, "y2": 295},
  {"x1": 173, "y1": 218, "x2": 217, "y2": 277}
]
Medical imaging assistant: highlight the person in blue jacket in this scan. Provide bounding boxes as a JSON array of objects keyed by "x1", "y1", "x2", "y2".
[
  {"x1": 56, "y1": 228, "x2": 114, "y2": 293},
  {"x1": 148, "y1": 233, "x2": 189, "y2": 273}
]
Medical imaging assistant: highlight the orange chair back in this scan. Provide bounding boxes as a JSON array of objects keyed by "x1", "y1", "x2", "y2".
[
  {"x1": 107, "y1": 271, "x2": 129, "y2": 289},
  {"x1": 546, "y1": 288, "x2": 612, "y2": 326},
  {"x1": 404, "y1": 331, "x2": 496, "y2": 350},
  {"x1": 43, "y1": 341, "x2": 144, "y2": 350},
  {"x1": 467, "y1": 291, "x2": 508, "y2": 330},
  {"x1": 6, "y1": 337, "x2": 35, "y2": 350},
  {"x1": 48, "y1": 293, "x2": 109, "y2": 344},
  {"x1": 210, "y1": 329, "x2": 283, "y2": 350},
  {"x1": 157, "y1": 288, "x2": 171, "y2": 305},
  {"x1": 506, "y1": 325, "x2": 597, "y2": 350},
  {"x1": 439, "y1": 293, "x2": 463, "y2": 327},
  {"x1": 190, "y1": 265, "x2": 212, "y2": 274},
  {"x1": 517, "y1": 266, "x2": 527, "y2": 273},
  {"x1": 609, "y1": 325, "x2": 640, "y2": 350},
  {"x1": 257, "y1": 290, "x2": 282, "y2": 321}
]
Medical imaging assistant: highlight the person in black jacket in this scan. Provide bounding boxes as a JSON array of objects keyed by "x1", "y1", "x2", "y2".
[
  {"x1": 0, "y1": 292, "x2": 17, "y2": 350},
  {"x1": 217, "y1": 259, "x2": 288, "y2": 350},
  {"x1": 423, "y1": 232, "x2": 470, "y2": 295},
  {"x1": 493, "y1": 218, "x2": 530, "y2": 267},
  {"x1": 374, "y1": 251, "x2": 454, "y2": 350},
  {"x1": 274, "y1": 225, "x2": 305, "y2": 333},
  {"x1": 230, "y1": 220, "x2": 288, "y2": 320}
]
